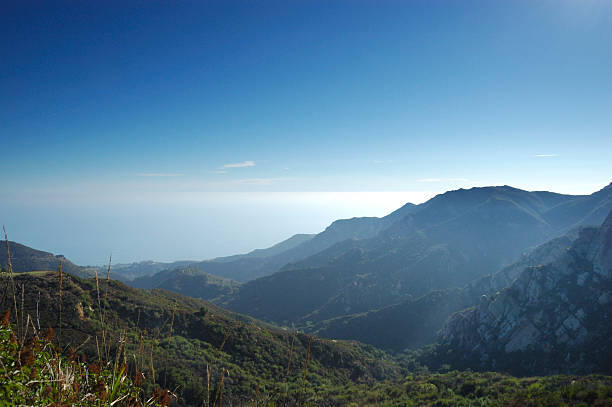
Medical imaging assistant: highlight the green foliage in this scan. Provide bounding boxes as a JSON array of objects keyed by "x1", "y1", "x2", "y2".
[
  {"x1": 314, "y1": 371, "x2": 612, "y2": 407},
  {"x1": 0, "y1": 322, "x2": 161, "y2": 407},
  {"x1": 130, "y1": 267, "x2": 241, "y2": 301},
  {"x1": 1, "y1": 272, "x2": 400, "y2": 406}
]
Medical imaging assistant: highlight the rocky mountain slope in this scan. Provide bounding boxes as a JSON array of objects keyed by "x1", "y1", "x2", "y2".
[{"x1": 440, "y1": 210, "x2": 612, "y2": 375}]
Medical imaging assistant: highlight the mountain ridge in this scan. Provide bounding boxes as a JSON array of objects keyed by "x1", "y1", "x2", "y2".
[{"x1": 222, "y1": 183, "x2": 612, "y2": 326}]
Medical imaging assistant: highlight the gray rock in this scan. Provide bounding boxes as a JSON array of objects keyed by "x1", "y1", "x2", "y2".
[{"x1": 440, "y1": 210, "x2": 612, "y2": 374}]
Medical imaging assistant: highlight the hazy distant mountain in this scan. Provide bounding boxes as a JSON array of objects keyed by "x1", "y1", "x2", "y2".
[
  {"x1": 0, "y1": 240, "x2": 99, "y2": 279},
  {"x1": 131, "y1": 267, "x2": 240, "y2": 301},
  {"x1": 110, "y1": 234, "x2": 315, "y2": 283},
  {"x1": 110, "y1": 260, "x2": 198, "y2": 281},
  {"x1": 212, "y1": 233, "x2": 315, "y2": 262},
  {"x1": 440, "y1": 209, "x2": 612, "y2": 375},
  {"x1": 223, "y1": 184, "x2": 612, "y2": 325},
  {"x1": 184, "y1": 216, "x2": 402, "y2": 282},
  {"x1": 113, "y1": 206, "x2": 416, "y2": 287}
]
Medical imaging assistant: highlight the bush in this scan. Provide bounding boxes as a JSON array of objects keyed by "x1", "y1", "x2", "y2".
[{"x1": 0, "y1": 315, "x2": 163, "y2": 406}]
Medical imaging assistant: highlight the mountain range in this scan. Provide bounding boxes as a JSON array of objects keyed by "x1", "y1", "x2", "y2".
[
  {"x1": 221, "y1": 183, "x2": 612, "y2": 326},
  {"x1": 4, "y1": 182, "x2": 612, "y2": 380}
]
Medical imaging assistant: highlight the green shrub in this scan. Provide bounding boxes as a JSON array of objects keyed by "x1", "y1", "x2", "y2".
[{"x1": 0, "y1": 318, "x2": 163, "y2": 406}]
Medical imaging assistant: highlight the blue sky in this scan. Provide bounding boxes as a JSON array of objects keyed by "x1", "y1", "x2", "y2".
[{"x1": 1, "y1": 0, "x2": 611, "y2": 264}]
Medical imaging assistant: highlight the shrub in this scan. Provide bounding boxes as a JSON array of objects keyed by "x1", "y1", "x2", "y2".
[{"x1": 0, "y1": 316, "x2": 163, "y2": 406}]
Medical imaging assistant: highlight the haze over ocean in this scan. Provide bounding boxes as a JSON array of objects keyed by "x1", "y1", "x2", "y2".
[{"x1": 1, "y1": 1, "x2": 611, "y2": 264}]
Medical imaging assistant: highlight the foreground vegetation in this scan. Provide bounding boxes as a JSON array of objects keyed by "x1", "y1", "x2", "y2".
[
  {"x1": 317, "y1": 371, "x2": 612, "y2": 407},
  {"x1": 2, "y1": 269, "x2": 612, "y2": 406},
  {"x1": 0, "y1": 271, "x2": 399, "y2": 405},
  {"x1": 0, "y1": 314, "x2": 164, "y2": 406}
]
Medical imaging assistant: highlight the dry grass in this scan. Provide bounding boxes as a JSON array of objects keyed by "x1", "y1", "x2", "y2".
[
  {"x1": 2, "y1": 227, "x2": 19, "y2": 335},
  {"x1": 58, "y1": 258, "x2": 63, "y2": 347}
]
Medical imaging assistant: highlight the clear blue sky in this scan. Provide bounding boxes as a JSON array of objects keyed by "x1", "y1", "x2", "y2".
[{"x1": 1, "y1": 0, "x2": 611, "y2": 264}]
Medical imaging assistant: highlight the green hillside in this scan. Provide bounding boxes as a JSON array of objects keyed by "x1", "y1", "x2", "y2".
[
  {"x1": 131, "y1": 267, "x2": 241, "y2": 301},
  {"x1": 0, "y1": 240, "x2": 99, "y2": 279},
  {"x1": 0, "y1": 271, "x2": 399, "y2": 406}
]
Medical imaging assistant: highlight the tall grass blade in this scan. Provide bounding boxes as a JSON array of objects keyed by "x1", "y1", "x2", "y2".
[{"x1": 2, "y1": 227, "x2": 19, "y2": 334}]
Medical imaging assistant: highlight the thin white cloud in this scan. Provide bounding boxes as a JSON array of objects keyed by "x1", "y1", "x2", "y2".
[
  {"x1": 417, "y1": 178, "x2": 469, "y2": 183},
  {"x1": 136, "y1": 173, "x2": 183, "y2": 177},
  {"x1": 234, "y1": 178, "x2": 278, "y2": 186},
  {"x1": 222, "y1": 160, "x2": 255, "y2": 168},
  {"x1": 201, "y1": 177, "x2": 292, "y2": 188},
  {"x1": 534, "y1": 154, "x2": 559, "y2": 158}
]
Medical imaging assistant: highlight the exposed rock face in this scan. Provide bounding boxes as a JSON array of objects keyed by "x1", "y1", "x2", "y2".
[{"x1": 440, "y1": 211, "x2": 612, "y2": 375}]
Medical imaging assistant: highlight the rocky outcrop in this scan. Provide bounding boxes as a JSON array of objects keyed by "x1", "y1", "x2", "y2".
[{"x1": 440, "y1": 211, "x2": 612, "y2": 375}]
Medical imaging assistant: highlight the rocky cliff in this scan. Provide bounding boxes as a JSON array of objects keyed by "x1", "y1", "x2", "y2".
[{"x1": 440, "y1": 211, "x2": 612, "y2": 375}]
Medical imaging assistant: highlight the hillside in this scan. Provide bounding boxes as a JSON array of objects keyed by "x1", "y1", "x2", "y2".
[
  {"x1": 110, "y1": 260, "x2": 199, "y2": 281},
  {"x1": 0, "y1": 271, "x2": 400, "y2": 406},
  {"x1": 0, "y1": 240, "x2": 99, "y2": 279},
  {"x1": 211, "y1": 233, "x2": 315, "y2": 262},
  {"x1": 223, "y1": 184, "x2": 612, "y2": 326},
  {"x1": 439, "y1": 210, "x2": 612, "y2": 375},
  {"x1": 313, "y1": 230, "x2": 582, "y2": 351},
  {"x1": 314, "y1": 288, "x2": 473, "y2": 351},
  {"x1": 131, "y1": 267, "x2": 241, "y2": 301}
]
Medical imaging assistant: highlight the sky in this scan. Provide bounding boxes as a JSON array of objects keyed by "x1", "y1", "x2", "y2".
[{"x1": 1, "y1": 0, "x2": 611, "y2": 264}]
